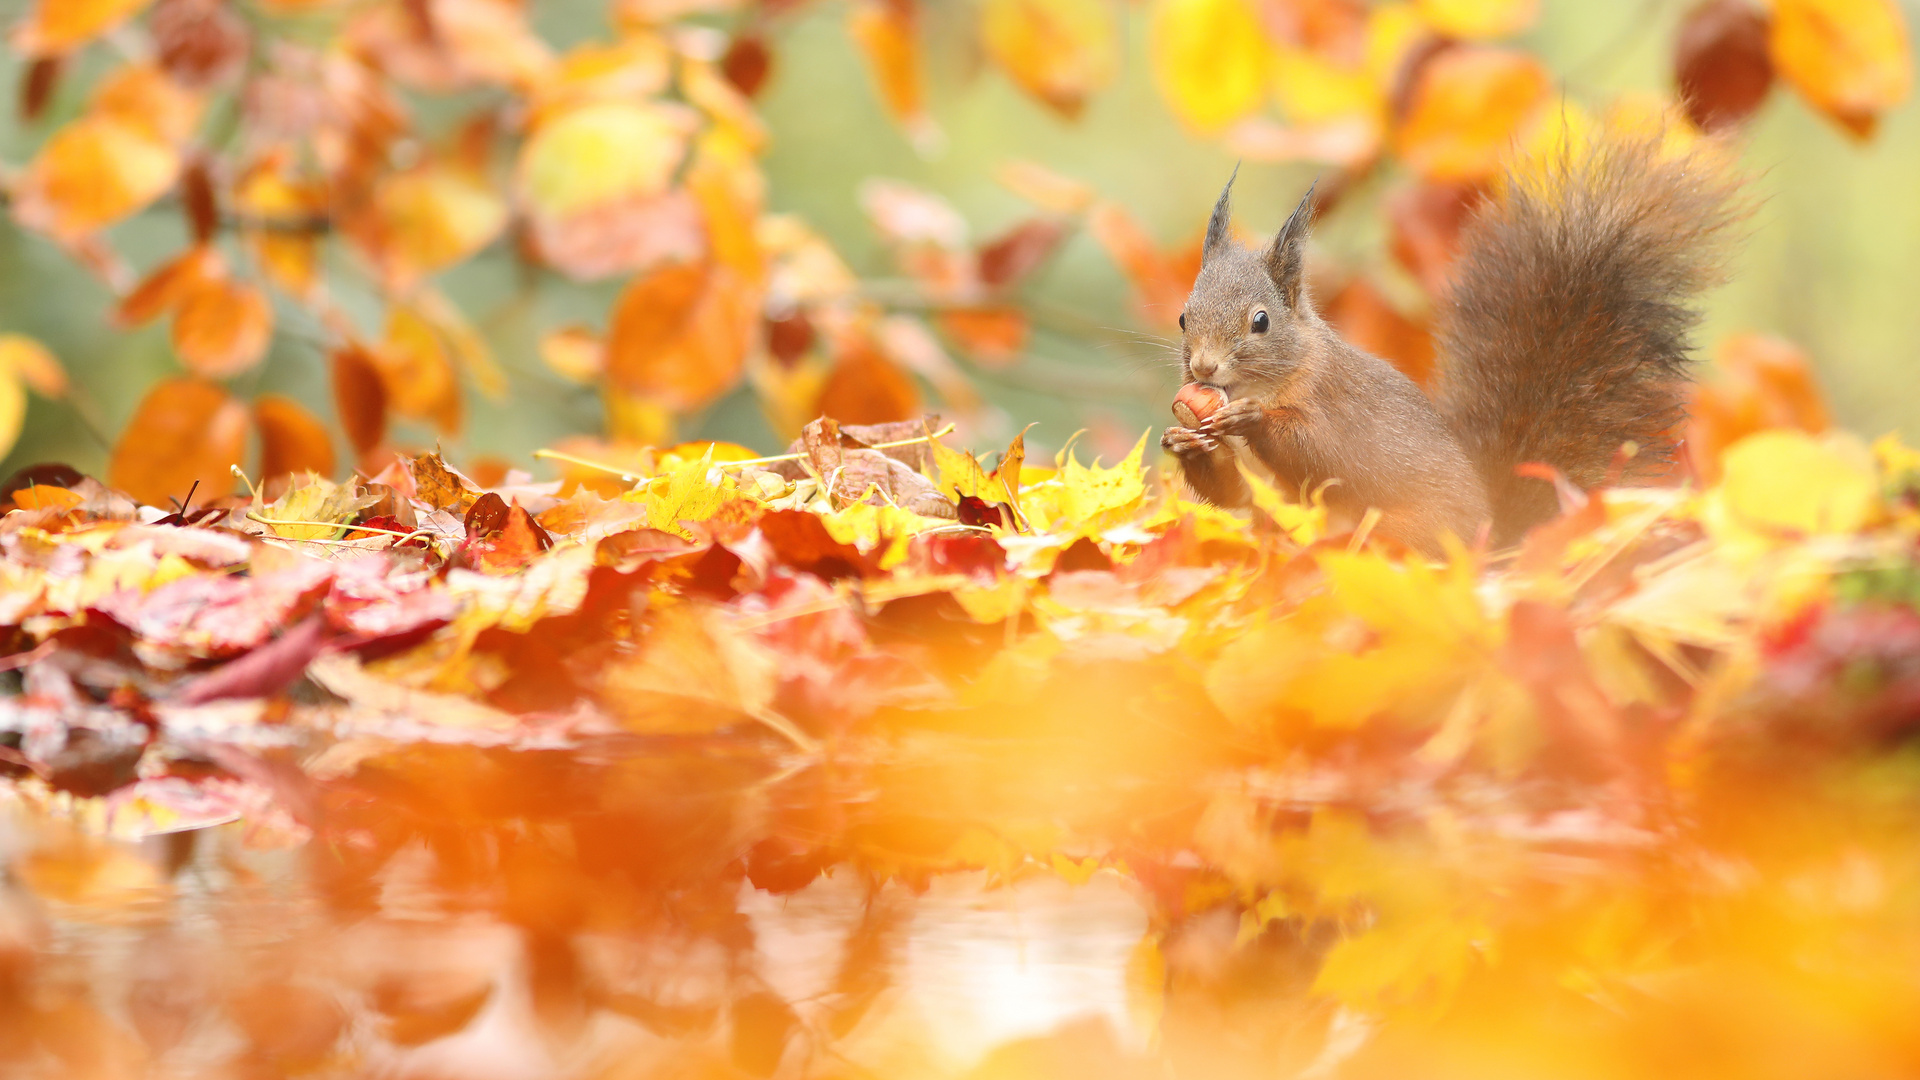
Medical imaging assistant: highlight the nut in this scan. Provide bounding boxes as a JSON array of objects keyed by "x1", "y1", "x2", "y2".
[{"x1": 1173, "y1": 383, "x2": 1227, "y2": 427}]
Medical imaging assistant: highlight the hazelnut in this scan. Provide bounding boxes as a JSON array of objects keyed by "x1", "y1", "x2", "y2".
[{"x1": 1173, "y1": 383, "x2": 1227, "y2": 427}]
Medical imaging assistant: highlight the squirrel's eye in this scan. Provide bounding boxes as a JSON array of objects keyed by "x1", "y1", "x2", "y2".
[
  {"x1": 1178, "y1": 313, "x2": 1186, "y2": 331},
  {"x1": 1251, "y1": 310, "x2": 1270, "y2": 334}
]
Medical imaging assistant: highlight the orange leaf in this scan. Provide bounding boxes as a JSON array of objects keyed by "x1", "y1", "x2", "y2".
[
  {"x1": 108, "y1": 376, "x2": 247, "y2": 507},
  {"x1": 235, "y1": 156, "x2": 326, "y2": 297},
  {"x1": 1395, "y1": 46, "x2": 1550, "y2": 181},
  {"x1": 817, "y1": 334, "x2": 922, "y2": 425},
  {"x1": 172, "y1": 277, "x2": 274, "y2": 377},
  {"x1": 848, "y1": 0, "x2": 932, "y2": 138},
  {"x1": 355, "y1": 162, "x2": 508, "y2": 289},
  {"x1": 981, "y1": 0, "x2": 1120, "y2": 118},
  {"x1": 254, "y1": 394, "x2": 336, "y2": 483},
  {"x1": 605, "y1": 261, "x2": 757, "y2": 411},
  {"x1": 1322, "y1": 277, "x2": 1435, "y2": 385},
  {"x1": 331, "y1": 343, "x2": 389, "y2": 456},
  {"x1": 539, "y1": 326, "x2": 605, "y2": 384},
  {"x1": 1770, "y1": 0, "x2": 1912, "y2": 138},
  {"x1": 116, "y1": 246, "x2": 225, "y2": 327},
  {"x1": 936, "y1": 307, "x2": 1030, "y2": 367},
  {"x1": 1686, "y1": 333, "x2": 1831, "y2": 482},
  {"x1": 12, "y1": 0, "x2": 154, "y2": 56},
  {"x1": 90, "y1": 63, "x2": 202, "y2": 144},
  {"x1": 12, "y1": 116, "x2": 180, "y2": 239},
  {"x1": 1087, "y1": 201, "x2": 1200, "y2": 324},
  {"x1": 374, "y1": 307, "x2": 463, "y2": 436}
]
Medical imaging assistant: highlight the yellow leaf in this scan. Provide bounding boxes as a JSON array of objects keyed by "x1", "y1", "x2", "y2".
[
  {"x1": 1710, "y1": 429, "x2": 1879, "y2": 539},
  {"x1": 13, "y1": 117, "x2": 180, "y2": 239},
  {"x1": 0, "y1": 334, "x2": 68, "y2": 398},
  {"x1": 848, "y1": 0, "x2": 933, "y2": 139},
  {"x1": 980, "y1": 0, "x2": 1120, "y2": 118},
  {"x1": 12, "y1": 0, "x2": 153, "y2": 55},
  {"x1": 516, "y1": 101, "x2": 693, "y2": 218},
  {"x1": 539, "y1": 326, "x2": 605, "y2": 384},
  {"x1": 631, "y1": 452, "x2": 741, "y2": 539},
  {"x1": 930, "y1": 434, "x2": 993, "y2": 500},
  {"x1": 375, "y1": 305, "x2": 463, "y2": 435},
  {"x1": 1416, "y1": 0, "x2": 1539, "y2": 40},
  {"x1": 1770, "y1": 0, "x2": 1913, "y2": 137},
  {"x1": 259, "y1": 477, "x2": 378, "y2": 541},
  {"x1": 1150, "y1": 0, "x2": 1270, "y2": 133},
  {"x1": 1271, "y1": 45, "x2": 1381, "y2": 126},
  {"x1": 1055, "y1": 431, "x2": 1150, "y2": 529},
  {"x1": 0, "y1": 373, "x2": 23, "y2": 461},
  {"x1": 365, "y1": 162, "x2": 509, "y2": 287}
]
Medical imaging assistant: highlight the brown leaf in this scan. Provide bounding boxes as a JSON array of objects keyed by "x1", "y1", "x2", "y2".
[
  {"x1": 978, "y1": 217, "x2": 1069, "y2": 288},
  {"x1": 180, "y1": 156, "x2": 219, "y2": 243},
  {"x1": 331, "y1": 344, "x2": 389, "y2": 457},
  {"x1": 254, "y1": 394, "x2": 336, "y2": 484},
  {"x1": 20, "y1": 56, "x2": 62, "y2": 121},
  {"x1": 151, "y1": 0, "x2": 250, "y2": 89},
  {"x1": 172, "y1": 276, "x2": 274, "y2": 377},
  {"x1": 410, "y1": 451, "x2": 477, "y2": 513},
  {"x1": 108, "y1": 376, "x2": 247, "y2": 507},
  {"x1": 1676, "y1": 0, "x2": 1774, "y2": 131},
  {"x1": 722, "y1": 33, "x2": 773, "y2": 98}
]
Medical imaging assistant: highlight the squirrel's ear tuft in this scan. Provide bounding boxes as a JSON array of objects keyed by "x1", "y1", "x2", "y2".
[
  {"x1": 1203, "y1": 164, "x2": 1240, "y2": 264},
  {"x1": 1266, "y1": 182, "x2": 1316, "y2": 309}
]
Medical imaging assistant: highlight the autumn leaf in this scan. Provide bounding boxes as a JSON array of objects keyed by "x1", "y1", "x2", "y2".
[
  {"x1": 0, "y1": 334, "x2": 69, "y2": 399},
  {"x1": 254, "y1": 395, "x2": 336, "y2": 484},
  {"x1": 12, "y1": 0, "x2": 154, "y2": 56},
  {"x1": 1396, "y1": 47, "x2": 1551, "y2": 181},
  {"x1": 1416, "y1": 0, "x2": 1539, "y2": 40},
  {"x1": 332, "y1": 344, "x2": 390, "y2": 458},
  {"x1": 1150, "y1": 0, "x2": 1271, "y2": 133},
  {"x1": 848, "y1": 0, "x2": 934, "y2": 142},
  {"x1": 605, "y1": 261, "x2": 756, "y2": 411},
  {"x1": 355, "y1": 161, "x2": 509, "y2": 289},
  {"x1": 12, "y1": 116, "x2": 180, "y2": 240},
  {"x1": 373, "y1": 306, "x2": 464, "y2": 435},
  {"x1": 980, "y1": 0, "x2": 1120, "y2": 118},
  {"x1": 817, "y1": 333, "x2": 922, "y2": 426},
  {"x1": 1676, "y1": 0, "x2": 1774, "y2": 131},
  {"x1": 540, "y1": 326, "x2": 606, "y2": 384},
  {"x1": 172, "y1": 277, "x2": 275, "y2": 377},
  {"x1": 109, "y1": 376, "x2": 247, "y2": 506},
  {"x1": 1769, "y1": 0, "x2": 1913, "y2": 138}
]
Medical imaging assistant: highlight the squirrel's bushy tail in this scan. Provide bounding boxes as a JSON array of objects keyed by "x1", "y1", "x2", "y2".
[{"x1": 1433, "y1": 137, "x2": 1747, "y2": 544}]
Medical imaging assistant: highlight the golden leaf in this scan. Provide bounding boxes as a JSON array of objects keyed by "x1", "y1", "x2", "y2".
[
  {"x1": 980, "y1": 0, "x2": 1120, "y2": 118},
  {"x1": 13, "y1": 117, "x2": 180, "y2": 240},
  {"x1": 1149, "y1": 0, "x2": 1270, "y2": 133},
  {"x1": 0, "y1": 334, "x2": 68, "y2": 399},
  {"x1": 108, "y1": 376, "x2": 247, "y2": 507},
  {"x1": 1395, "y1": 47, "x2": 1550, "y2": 181},
  {"x1": 1770, "y1": 0, "x2": 1913, "y2": 137},
  {"x1": 12, "y1": 0, "x2": 154, "y2": 56},
  {"x1": 172, "y1": 277, "x2": 275, "y2": 378}
]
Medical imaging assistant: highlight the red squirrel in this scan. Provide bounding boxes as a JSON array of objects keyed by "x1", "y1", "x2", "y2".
[{"x1": 1161, "y1": 138, "x2": 1746, "y2": 554}]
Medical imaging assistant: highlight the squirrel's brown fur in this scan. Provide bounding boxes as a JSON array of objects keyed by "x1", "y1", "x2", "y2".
[{"x1": 1162, "y1": 138, "x2": 1746, "y2": 553}]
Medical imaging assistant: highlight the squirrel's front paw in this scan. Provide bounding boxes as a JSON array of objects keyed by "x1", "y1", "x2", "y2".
[
  {"x1": 1161, "y1": 426, "x2": 1221, "y2": 457},
  {"x1": 1200, "y1": 397, "x2": 1265, "y2": 437}
]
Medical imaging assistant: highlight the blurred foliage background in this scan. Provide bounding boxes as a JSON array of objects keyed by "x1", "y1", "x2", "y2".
[{"x1": 0, "y1": 0, "x2": 1913, "y2": 491}]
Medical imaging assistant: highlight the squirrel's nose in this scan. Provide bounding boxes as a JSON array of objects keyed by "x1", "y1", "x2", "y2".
[{"x1": 1189, "y1": 354, "x2": 1220, "y2": 383}]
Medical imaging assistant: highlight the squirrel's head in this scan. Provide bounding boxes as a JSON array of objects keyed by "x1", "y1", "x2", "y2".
[{"x1": 1179, "y1": 172, "x2": 1317, "y2": 396}]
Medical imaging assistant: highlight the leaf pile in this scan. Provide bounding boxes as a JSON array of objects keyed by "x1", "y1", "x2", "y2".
[{"x1": 3, "y1": 406, "x2": 1920, "y2": 1077}]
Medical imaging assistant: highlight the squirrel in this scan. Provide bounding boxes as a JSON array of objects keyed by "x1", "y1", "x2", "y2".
[{"x1": 1160, "y1": 137, "x2": 1746, "y2": 554}]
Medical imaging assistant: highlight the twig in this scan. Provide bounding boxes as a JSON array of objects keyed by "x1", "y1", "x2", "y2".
[{"x1": 532, "y1": 425, "x2": 959, "y2": 481}]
